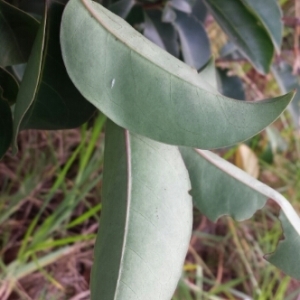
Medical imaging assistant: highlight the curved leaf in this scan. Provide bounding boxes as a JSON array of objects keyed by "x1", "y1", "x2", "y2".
[
  {"x1": 91, "y1": 120, "x2": 192, "y2": 299},
  {"x1": 204, "y1": 0, "x2": 274, "y2": 74},
  {"x1": 191, "y1": 0, "x2": 207, "y2": 23},
  {"x1": 0, "y1": 0, "x2": 39, "y2": 67},
  {"x1": 144, "y1": 9, "x2": 179, "y2": 57},
  {"x1": 179, "y1": 147, "x2": 300, "y2": 279},
  {"x1": 0, "y1": 67, "x2": 19, "y2": 105},
  {"x1": 0, "y1": 99, "x2": 12, "y2": 160},
  {"x1": 60, "y1": 0, "x2": 293, "y2": 149},
  {"x1": 240, "y1": 0, "x2": 282, "y2": 52},
  {"x1": 13, "y1": 0, "x2": 96, "y2": 152},
  {"x1": 173, "y1": 9, "x2": 210, "y2": 70}
]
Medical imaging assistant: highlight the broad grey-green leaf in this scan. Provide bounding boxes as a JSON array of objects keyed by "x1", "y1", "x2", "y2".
[
  {"x1": 13, "y1": 0, "x2": 95, "y2": 152},
  {"x1": 267, "y1": 212, "x2": 300, "y2": 280},
  {"x1": 204, "y1": 0, "x2": 274, "y2": 74},
  {"x1": 0, "y1": 98, "x2": 12, "y2": 160},
  {"x1": 0, "y1": 67, "x2": 19, "y2": 106},
  {"x1": 240, "y1": 0, "x2": 282, "y2": 52},
  {"x1": 173, "y1": 9, "x2": 210, "y2": 70},
  {"x1": 91, "y1": 119, "x2": 192, "y2": 299},
  {"x1": 60, "y1": 0, "x2": 293, "y2": 149},
  {"x1": 179, "y1": 147, "x2": 300, "y2": 279},
  {"x1": 0, "y1": 0, "x2": 39, "y2": 67},
  {"x1": 144, "y1": 9, "x2": 179, "y2": 57}
]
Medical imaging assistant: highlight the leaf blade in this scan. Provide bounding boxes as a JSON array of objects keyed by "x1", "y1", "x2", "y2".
[
  {"x1": 179, "y1": 147, "x2": 300, "y2": 279},
  {"x1": 60, "y1": 0, "x2": 293, "y2": 149},
  {"x1": 204, "y1": 0, "x2": 274, "y2": 74},
  {"x1": 91, "y1": 120, "x2": 192, "y2": 299}
]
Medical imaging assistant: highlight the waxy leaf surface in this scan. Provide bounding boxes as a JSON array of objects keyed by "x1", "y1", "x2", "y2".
[
  {"x1": 91, "y1": 120, "x2": 192, "y2": 299},
  {"x1": 180, "y1": 147, "x2": 300, "y2": 279},
  {"x1": 61, "y1": 0, "x2": 293, "y2": 149}
]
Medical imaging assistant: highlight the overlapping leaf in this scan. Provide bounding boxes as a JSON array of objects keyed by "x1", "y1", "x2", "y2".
[
  {"x1": 204, "y1": 0, "x2": 274, "y2": 74},
  {"x1": 60, "y1": 0, "x2": 293, "y2": 149},
  {"x1": 0, "y1": 0, "x2": 39, "y2": 67},
  {"x1": 13, "y1": 0, "x2": 96, "y2": 152},
  {"x1": 179, "y1": 147, "x2": 300, "y2": 278},
  {"x1": 240, "y1": 0, "x2": 282, "y2": 52},
  {"x1": 173, "y1": 9, "x2": 210, "y2": 70},
  {"x1": 144, "y1": 9, "x2": 179, "y2": 57},
  {"x1": 91, "y1": 120, "x2": 192, "y2": 299},
  {"x1": 0, "y1": 67, "x2": 19, "y2": 106}
]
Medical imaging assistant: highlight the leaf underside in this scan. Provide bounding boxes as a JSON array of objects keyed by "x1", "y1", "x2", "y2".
[
  {"x1": 60, "y1": 0, "x2": 293, "y2": 150},
  {"x1": 91, "y1": 120, "x2": 192, "y2": 299},
  {"x1": 180, "y1": 148, "x2": 300, "y2": 279}
]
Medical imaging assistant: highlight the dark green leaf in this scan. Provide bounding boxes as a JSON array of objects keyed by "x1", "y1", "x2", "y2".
[
  {"x1": 0, "y1": 67, "x2": 19, "y2": 105},
  {"x1": 13, "y1": 0, "x2": 96, "y2": 152},
  {"x1": 60, "y1": 0, "x2": 293, "y2": 149},
  {"x1": 204, "y1": 0, "x2": 274, "y2": 74},
  {"x1": 173, "y1": 10, "x2": 210, "y2": 70},
  {"x1": 91, "y1": 120, "x2": 192, "y2": 299},
  {"x1": 240, "y1": 0, "x2": 282, "y2": 52},
  {"x1": 144, "y1": 9, "x2": 179, "y2": 57},
  {"x1": 217, "y1": 68, "x2": 245, "y2": 100},
  {"x1": 0, "y1": 99, "x2": 12, "y2": 159},
  {"x1": 0, "y1": 0, "x2": 39, "y2": 66}
]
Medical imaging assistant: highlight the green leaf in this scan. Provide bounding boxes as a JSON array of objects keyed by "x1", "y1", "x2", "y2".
[
  {"x1": 173, "y1": 10, "x2": 210, "y2": 70},
  {"x1": 60, "y1": 0, "x2": 293, "y2": 149},
  {"x1": 0, "y1": 0, "x2": 39, "y2": 67},
  {"x1": 179, "y1": 147, "x2": 267, "y2": 221},
  {"x1": 267, "y1": 212, "x2": 300, "y2": 280},
  {"x1": 240, "y1": 0, "x2": 282, "y2": 52},
  {"x1": 0, "y1": 99, "x2": 12, "y2": 160},
  {"x1": 191, "y1": 0, "x2": 207, "y2": 23},
  {"x1": 91, "y1": 119, "x2": 192, "y2": 299},
  {"x1": 0, "y1": 67, "x2": 19, "y2": 106},
  {"x1": 204, "y1": 0, "x2": 274, "y2": 74},
  {"x1": 13, "y1": 0, "x2": 96, "y2": 152},
  {"x1": 198, "y1": 57, "x2": 217, "y2": 89},
  {"x1": 217, "y1": 68, "x2": 245, "y2": 100},
  {"x1": 179, "y1": 147, "x2": 300, "y2": 279},
  {"x1": 144, "y1": 9, "x2": 179, "y2": 57}
]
